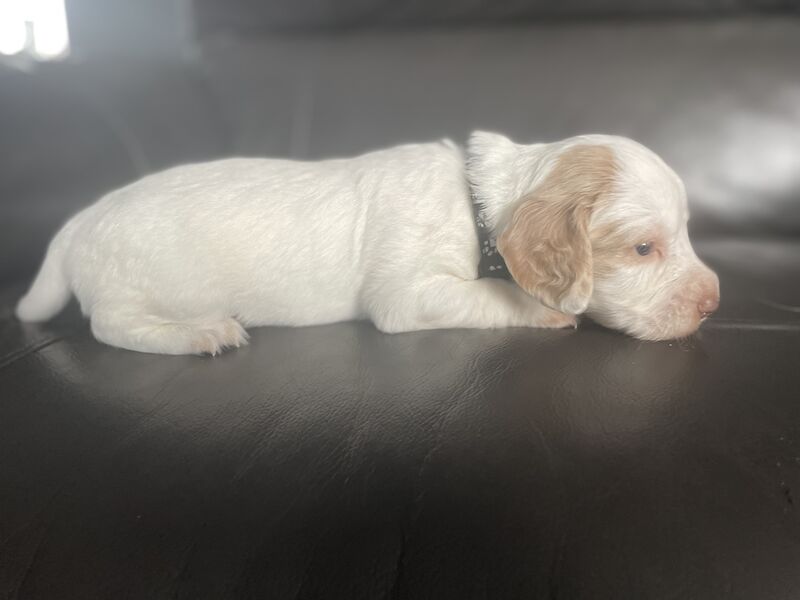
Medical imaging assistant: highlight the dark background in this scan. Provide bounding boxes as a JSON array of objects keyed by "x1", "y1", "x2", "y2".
[
  {"x1": 2, "y1": 0, "x2": 800, "y2": 282},
  {"x1": 2, "y1": 2, "x2": 800, "y2": 599}
]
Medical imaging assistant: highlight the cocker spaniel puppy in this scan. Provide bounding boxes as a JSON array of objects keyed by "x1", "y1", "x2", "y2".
[{"x1": 16, "y1": 132, "x2": 719, "y2": 354}]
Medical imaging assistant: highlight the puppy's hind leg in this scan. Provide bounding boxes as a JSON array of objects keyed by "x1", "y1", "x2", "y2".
[{"x1": 89, "y1": 303, "x2": 249, "y2": 355}]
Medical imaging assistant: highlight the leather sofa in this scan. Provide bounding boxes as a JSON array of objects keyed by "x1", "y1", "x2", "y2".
[{"x1": 2, "y1": 4, "x2": 800, "y2": 598}]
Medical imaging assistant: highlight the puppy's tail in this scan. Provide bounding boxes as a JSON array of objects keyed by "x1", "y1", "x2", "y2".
[{"x1": 16, "y1": 226, "x2": 73, "y2": 322}]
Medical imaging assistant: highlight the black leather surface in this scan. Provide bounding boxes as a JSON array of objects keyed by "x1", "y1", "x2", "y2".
[
  {"x1": 2, "y1": 13, "x2": 800, "y2": 600},
  {"x1": 2, "y1": 240, "x2": 800, "y2": 599}
]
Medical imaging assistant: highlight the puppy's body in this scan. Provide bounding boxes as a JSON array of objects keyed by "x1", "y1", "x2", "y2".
[
  {"x1": 17, "y1": 132, "x2": 719, "y2": 354},
  {"x1": 66, "y1": 143, "x2": 477, "y2": 329},
  {"x1": 18, "y1": 139, "x2": 564, "y2": 354}
]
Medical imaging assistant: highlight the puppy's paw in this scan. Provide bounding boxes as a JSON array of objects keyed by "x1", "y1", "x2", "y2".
[{"x1": 190, "y1": 318, "x2": 250, "y2": 356}]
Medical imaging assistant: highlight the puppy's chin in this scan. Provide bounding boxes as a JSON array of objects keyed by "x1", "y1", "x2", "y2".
[
  {"x1": 590, "y1": 311, "x2": 707, "y2": 342},
  {"x1": 632, "y1": 321, "x2": 704, "y2": 342}
]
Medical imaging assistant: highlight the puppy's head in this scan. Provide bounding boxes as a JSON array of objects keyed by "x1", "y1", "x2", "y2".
[{"x1": 470, "y1": 132, "x2": 719, "y2": 340}]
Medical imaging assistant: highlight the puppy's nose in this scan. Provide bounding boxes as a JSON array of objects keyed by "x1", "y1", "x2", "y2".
[
  {"x1": 698, "y1": 295, "x2": 719, "y2": 318},
  {"x1": 694, "y1": 267, "x2": 720, "y2": 319}
]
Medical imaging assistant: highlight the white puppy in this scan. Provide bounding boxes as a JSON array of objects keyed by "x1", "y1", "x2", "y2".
[{"x1": 16, "y1": 132, "x2": 719, "y2": 355}]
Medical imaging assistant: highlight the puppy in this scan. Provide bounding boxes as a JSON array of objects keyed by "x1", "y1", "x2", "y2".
[{"x1": 16, "y1": 132, "x2": 719, "y2": 355}]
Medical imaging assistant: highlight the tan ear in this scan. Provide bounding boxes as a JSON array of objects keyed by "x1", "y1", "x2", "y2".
[{"x1": 497, "y1": 144, "x2": 617, "y2": 314}]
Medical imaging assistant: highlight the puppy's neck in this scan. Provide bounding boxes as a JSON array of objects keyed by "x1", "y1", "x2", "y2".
[{"x1": 465, "y1": 131, "x2": 556, "y2": 235}]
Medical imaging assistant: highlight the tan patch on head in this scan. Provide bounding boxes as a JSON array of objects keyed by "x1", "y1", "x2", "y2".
[{"x1": 497, "y1": 144, "x2": 618, "y2": 314}]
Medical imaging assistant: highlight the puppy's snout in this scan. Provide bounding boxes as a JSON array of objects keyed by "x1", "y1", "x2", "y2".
[{"x1": 695, "y1": 271, "x2": 720, "y2": 319}]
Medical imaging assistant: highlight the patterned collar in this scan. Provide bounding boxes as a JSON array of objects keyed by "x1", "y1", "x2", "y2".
[{"x1": 471, "y1": 191, "x2": 512, "y2": 280}]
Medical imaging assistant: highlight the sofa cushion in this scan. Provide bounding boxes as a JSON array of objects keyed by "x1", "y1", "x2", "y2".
[{"x1": 1, "y1": 237, "x2": 798, "y2": 598}]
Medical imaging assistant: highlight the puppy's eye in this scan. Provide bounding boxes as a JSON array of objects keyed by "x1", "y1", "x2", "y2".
[{"x1": 635, "y1": 242, "x2": 652, "y2": 256}]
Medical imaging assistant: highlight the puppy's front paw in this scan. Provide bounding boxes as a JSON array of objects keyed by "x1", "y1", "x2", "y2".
[{"x1": 540, "y1": 309, "x2": 578, "y2": 330}]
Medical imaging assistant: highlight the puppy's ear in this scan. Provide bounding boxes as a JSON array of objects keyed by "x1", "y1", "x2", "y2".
[{"x1": 497, "y1": 144, "x2": 617, "y2": 315}]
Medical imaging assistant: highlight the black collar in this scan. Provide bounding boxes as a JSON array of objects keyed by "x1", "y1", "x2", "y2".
[{"x1": 471, "y1": 191, "x2": 512, "y2": 280}]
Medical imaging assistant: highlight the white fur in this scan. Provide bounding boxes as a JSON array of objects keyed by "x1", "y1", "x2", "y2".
[{"x1": 16, "y1": 132, "x2": 718, "y2": 354}]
